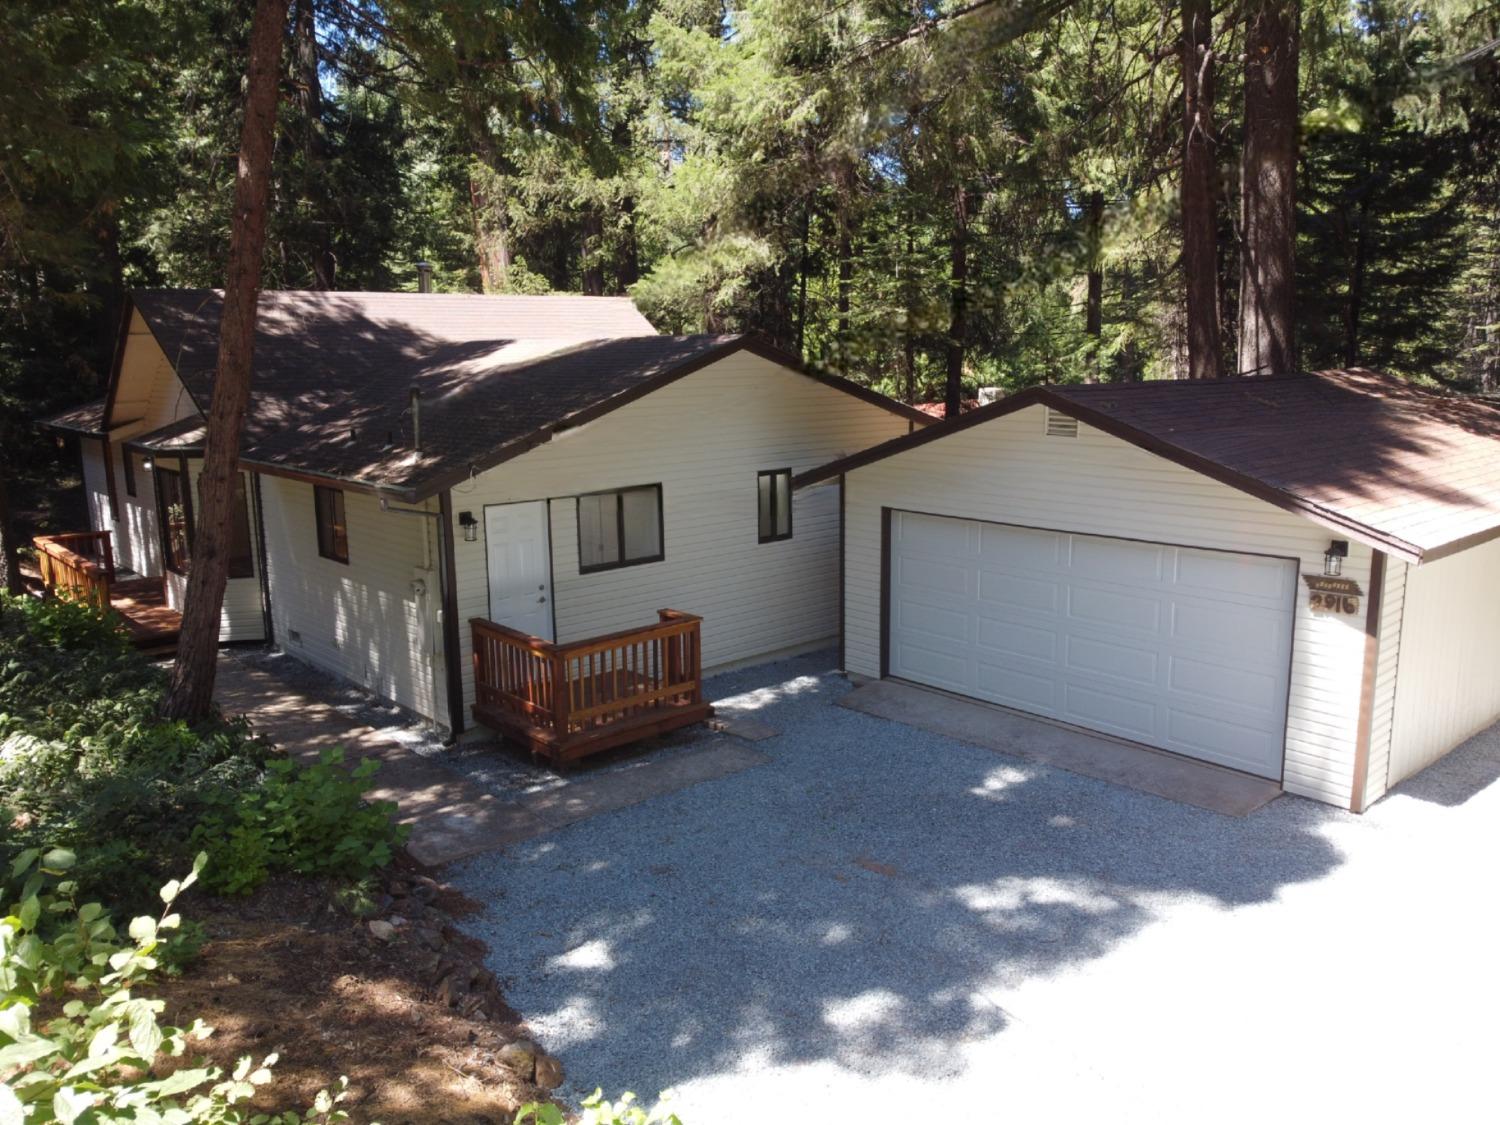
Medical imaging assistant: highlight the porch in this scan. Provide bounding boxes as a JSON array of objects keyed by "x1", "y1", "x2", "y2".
[
  {"x1": 31, "y1": 531, "x2": 182, "y2": 653},
  {"x1": 470, "y1": 609, "x2": 714, "y2": 765}
]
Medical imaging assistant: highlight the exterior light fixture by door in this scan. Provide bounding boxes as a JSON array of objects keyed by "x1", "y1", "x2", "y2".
[
  {"x1": 141, "y1": 457, "x2": 154, "y2": 472},
  {"x1": 459, "y1": 511, "x2": 478, "y2": 542},
  {"x1": 1324, "y1": 540, "x2": 1348, "y2": 576}
]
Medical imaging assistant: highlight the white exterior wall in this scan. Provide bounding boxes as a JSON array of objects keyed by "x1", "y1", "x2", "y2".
[
  {"x1": 154, "y1": 461, "x2": 265, "y2": 643},
  {"x1": 259, "y1": 475, "x2": 446, "y2": 724},
  {"x1": 451, "y1": 352, "x2": 914, "y2": 717},
  {"x1": 842, "y1": 405, "x2": 1376, "y2": 807},
  {"x1": 80, "y1": 438, "x2": 111, "y2": 539},
  {"x1": 1386, "y1": 537, "x2": 1500, "y2": 787},
  {"x1": 114, "y1": 446, "x2": 163, "y2": 576}
]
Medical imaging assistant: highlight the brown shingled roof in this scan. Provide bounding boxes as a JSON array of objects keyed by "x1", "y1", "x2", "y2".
[
  {"x1": 795, "y1": 369, "x2": 1500, "y2": 564},
  {"x1": 125, "y1": 290, "x2": 926, "y2": 501},
  {"x1": 37, "y1": 398, "x2": 109, "y2": 436}
]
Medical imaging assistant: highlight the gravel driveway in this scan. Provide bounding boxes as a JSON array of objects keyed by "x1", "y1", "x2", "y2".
[{"x1": 451, "y1": 651, "x2": 1500, "y2": 1123}]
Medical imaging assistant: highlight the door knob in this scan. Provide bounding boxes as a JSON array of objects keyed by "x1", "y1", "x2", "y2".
[{"x1": 538, "y1": 595, "x2": 547, "y2": 604}]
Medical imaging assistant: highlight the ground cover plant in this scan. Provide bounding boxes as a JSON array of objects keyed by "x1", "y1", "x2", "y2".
[{"x1": 0, "y1": 594, "x2": 404, "y2": 908}]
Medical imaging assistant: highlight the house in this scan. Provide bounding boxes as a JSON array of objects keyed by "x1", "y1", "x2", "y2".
[
  {"x1": 797, "y1": 369, "x2": 1500, "y2": 812},
  {"x1": 41, "y1": 289, "x2": 927, "y2": 749}
]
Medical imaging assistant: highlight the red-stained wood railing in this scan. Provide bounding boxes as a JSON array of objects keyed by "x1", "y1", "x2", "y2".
[
  {"x1": 32, "y1": 531, "x2": 116, "y2": 610},
  {"x1": 470, "y1": 610, "x2": 711, "y2": 764}
]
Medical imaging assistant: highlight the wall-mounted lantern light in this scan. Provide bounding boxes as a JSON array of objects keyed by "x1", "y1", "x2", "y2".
[
  {"x1": 141, "y1": 457, "x2": 155, "y2": 472},
  {"x1": 1324, "y1": 539, "x2": 1348, "y2": 577},
  {"x1": 459, "y1": 510, "x2": 479, "y2": 542}
]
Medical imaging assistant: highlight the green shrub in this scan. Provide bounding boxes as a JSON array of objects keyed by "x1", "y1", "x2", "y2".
[
  {"x1": 0, "y1": 848, "x2": 351, "y2": 1124},
  {"x1": 0, "y1": 594, "x2": 402, "y2": 906},
  {"x1": 193, "y1": 749, "x2": 408, "y2": 895},
  {"x1": 518, "y1": 1090, "x2": 684, "y2": 1125}
]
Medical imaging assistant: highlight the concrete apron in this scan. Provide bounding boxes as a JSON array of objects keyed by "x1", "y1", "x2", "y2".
[
  {"x1": 839, "y1": 679, "x2": 1281, "y2": 817},
  {"x1": 214, "y1": 654, "x2": 767, "y2": 866}
]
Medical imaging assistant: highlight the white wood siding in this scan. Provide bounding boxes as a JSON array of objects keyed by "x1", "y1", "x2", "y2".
[
  {"x1": 80, "y1": 438, "x2": 111, "y2": 539},
  {"x1": 1387, "y1": 537, "x2": 1500, "y2": 786},
  {"x1": 451, "y1": 352, "x2": 913, "y2": 716},
  {"x1": 1361, "y1": 557, "x2": 1408, "y2": 808},
  {"x1": 842, "y1": 405, "x2": 1375, "y2": 807},
  {"x1": 259, "y1": 476, "x2": 446, "y2": 724}
]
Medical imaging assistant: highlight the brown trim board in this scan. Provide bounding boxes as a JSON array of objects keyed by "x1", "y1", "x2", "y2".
[
  {"x1": 1349, "y1": 549, "x2": 1388, "y2": 814},
  {"x1": 879, "y1": 507, "x2": 892, "y2": 679}
]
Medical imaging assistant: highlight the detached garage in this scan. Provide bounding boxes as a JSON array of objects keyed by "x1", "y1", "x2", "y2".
[{"x1": 799, "y1": 369, "x2": 1500, "y2": 812}]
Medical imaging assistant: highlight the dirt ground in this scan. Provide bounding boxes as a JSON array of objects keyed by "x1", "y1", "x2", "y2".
[{"x1": 154, "y1": 863, "x2": 549, "y2": 1124}]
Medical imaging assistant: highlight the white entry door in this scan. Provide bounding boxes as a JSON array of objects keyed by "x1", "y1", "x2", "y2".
[
  {"x1": 485, "y1": 501, "x2": 554, "y2": 641},
  {"x1": 888, "y1": 511, "x2": 1296, "y2": 779}
]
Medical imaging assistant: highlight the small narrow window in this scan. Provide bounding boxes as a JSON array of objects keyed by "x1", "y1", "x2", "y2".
[
  {"x1": 122, "y1": 448, "x2": 136, "y2": 497},
  {"x1": 155, "y1": 466, "x2": 192, "y2": 575},
  {"x1": 758, "y1": 469, "x2": 792, "y2": 543},
  {"x1": 315, "y1": 485, "x2": 349, "y2": 564},
  {"x1": 577, "y1": 484, "x2": 663, "y2": 572},
  {"x1": 197, "y1": 472, "x2": 255, "y2": 579},
  {"x1": 1044, "y1": 407, "x2": 1078, "y2": 438}
]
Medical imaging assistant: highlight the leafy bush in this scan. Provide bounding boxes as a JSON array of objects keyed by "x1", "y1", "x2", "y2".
[
  {"x1": 0, "y1": 594, "x2": 404, "y2": 905},
  {"x1": 0, "y1": 848, "x2": 351, "y2": 1124},
  {"x1": 518, "y1": 1090, "x2": 684, "y2": 1125},
  {"x1": 193, "y1": 749, "x2": 407, "y2": 895}
]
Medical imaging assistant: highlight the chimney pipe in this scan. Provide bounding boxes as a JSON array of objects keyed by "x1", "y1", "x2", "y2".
[
  {"x1": 415, "y1": 261, "x2": 433, "y2": 293},
  {"x1": 409, "y1": 385, "x2": 422, "y2": 452}
]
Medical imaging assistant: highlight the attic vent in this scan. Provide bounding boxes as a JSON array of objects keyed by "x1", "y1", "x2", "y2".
[{"x1": 1044, "y1": 407, "x2": 1078, "y2": 438}]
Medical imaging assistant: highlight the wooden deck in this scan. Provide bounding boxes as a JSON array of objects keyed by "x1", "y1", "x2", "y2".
[
  {"x1": 471, "y1": 610, "x2": 713, "y2": 765},
  {"x1": 31, "y1": 532, "x2": 181, "y2": 653}
]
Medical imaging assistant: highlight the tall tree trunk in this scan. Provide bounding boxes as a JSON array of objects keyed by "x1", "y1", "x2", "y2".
[
  {"x1": 946, "y1": 186, "x2": 969, "y2": 419},
  {"x1": 796, "y1": 198, "x2": 810, "y2": 359},
  {"x1": 294, "y1": 0, "x2": 334, "y2": 289},
  {"x1": 1344, "y1": 195, "x2": 1369, "y2": 365},
  {"x1": 1182, "y1": 0, "x2": 1223, "y2": 379},
  {"x1": 0, "y1": 475, "x2": 21, "y2": 596},
  {"x1": 836, "y1": 216, "x2": 853, "y2": 370},
  {"x1": 161, "y1": 0, "x2": 290, "y2": 721},
  {"x1": 1238, "y1": 0, "x2": 1300, "y2": 376},
  {"x1": 903, "y1": 225, "x2": 917, "y2": 404},
  {"x1": 1085, "y1": 190, "x2": 1104, "y2": 381},
  {"x1": 467, "y1": 168, "x2": 512, "y2": 293},
  {"x1": 616, "y1": 195, "x2": 640, "y2": 292},
  {"x1": 580, "y1": 211, "x2": 605, "y2": 296}
]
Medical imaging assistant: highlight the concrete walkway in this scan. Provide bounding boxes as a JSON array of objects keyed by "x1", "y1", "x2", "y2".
[{"x1": 213, "y1": 651, "x2": 763, "y2": 866}]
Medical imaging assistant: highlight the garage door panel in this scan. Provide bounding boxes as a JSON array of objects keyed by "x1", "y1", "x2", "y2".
[
  {"x1": 1067, "y1": 586, "x2": 1163, "y2": 634},
  {"x1": 1169, "y1": 654, "x2": 1284, "y2": 711},
  {"x1": 896, "y1": 600, "x2": 971, "y2": 643},
  {"x1": 1165, "y1": 707, "x2": 1281, "y2": 774},
  {"x1": 976, "y1": 662, "x2": 1056, "y2": 711},
  {"x1": 978, "y1": 523, "x2": 1063, "y2": 571},
  {"x1": 977, "y1": 572, "x2": 1060, "y2": 613},
  {"x1": 898, "y1": 512, "x2": 973, "y2": 557},
  {"x1": 888, "y1": 513, "x2": 1294, "y2": 781},
  {"x1": 894, "y1": 642, "x2": 971, "y2": 690},
  {"x1": 976, "y1": 617, "x2": 1057, "y2": 662},
  {"x1": 897, "y1": 556, "x2": 972, "y2": 597},
  {"x1": 1066, "y1": 536, "x2": 1165, "y2": 584},
  {"x1": 1171, "y1": 601, "x2": 1288, "y2": 659},
  {"x1": 1173, "y1": 548, "x2": 1291, "y2": 601},
  {"x1": 1063, "y1": 682, "x2": 1159, "y2": 740},
  {"x1": 1065, "y1": 635, "x2": 1160, "y2": 686}
]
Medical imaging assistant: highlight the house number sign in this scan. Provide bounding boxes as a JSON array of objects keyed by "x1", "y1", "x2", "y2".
[{"x1": 1303, "y1": 575, "x2": 1363, "y2": 615}]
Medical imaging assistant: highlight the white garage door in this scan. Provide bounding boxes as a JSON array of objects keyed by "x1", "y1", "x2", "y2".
[{"x1": 888, "y1": 511, "x2": 1296, "y2": 779}]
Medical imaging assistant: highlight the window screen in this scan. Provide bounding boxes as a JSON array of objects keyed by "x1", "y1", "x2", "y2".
[
  {"x1": 757, "y1": 469, "x2": 792, "y2": 542},
  {"x1": 155, "y1": 466, "x2": 192, "y2": 574},
  {"x1": 578, "y1": 485, "x2": 663, "y2": 572},
  {"x1": 315, "y1": 485, "x2": 349, "y2": 563}
]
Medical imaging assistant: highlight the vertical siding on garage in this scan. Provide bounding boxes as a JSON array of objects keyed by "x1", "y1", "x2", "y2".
[
  {"x1": 259, "y1": 475, "x2": 446, "y2": 725},
  {"x1": 1387, "y1": 537, "x2": 1500, "y2": 786},
  {"x1": 450, "y1": 352, "x2": 913, "y2": 714},
  {"x1": 1360, "y1": 558, "x2": 1408, "y2": 808},
  {"x1": 842, "y1": 405, "x2": 1376, "y2": 806}
]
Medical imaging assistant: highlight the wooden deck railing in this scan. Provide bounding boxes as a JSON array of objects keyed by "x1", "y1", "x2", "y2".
[
  {"x1": 32, "y1": 531, "x2": 116, "y2": 610},
  {"x1": 471, "y1": 610, "x2": 711, "y2": 763}
]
